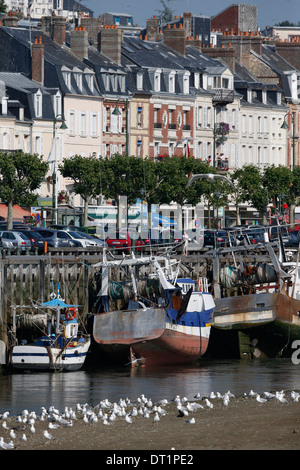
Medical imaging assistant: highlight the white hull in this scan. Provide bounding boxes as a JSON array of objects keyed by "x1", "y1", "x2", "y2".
[{"x1": 11, "y1": 340, "x2": 90, "y2": 371}]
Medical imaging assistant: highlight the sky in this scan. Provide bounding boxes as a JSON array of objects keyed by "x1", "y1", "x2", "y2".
[{"x1": 81, "y1": 0, "x2": 299, "y2": 29}]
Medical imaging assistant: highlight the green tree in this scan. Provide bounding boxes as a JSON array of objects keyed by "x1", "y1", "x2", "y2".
[
  {"x1": 263, "y1": 165, "x2": 293, "y2": 224},
  {"x1": 233, "y1": 165, "x2": 269, "y2": 224},
  {"x1": 0, "y1": 1, "x2": 6, "y2": 13},
  {"x1": 0, "y1": 151, "x2": 48, "y2": 229},
  {"x1": 59, "y1": 155, "x2": 110, "y2": 227}
]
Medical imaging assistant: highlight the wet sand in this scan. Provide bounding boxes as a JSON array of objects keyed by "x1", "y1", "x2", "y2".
[{"x1": 2, "y1": 394, "x2": 300, "y2": 451}]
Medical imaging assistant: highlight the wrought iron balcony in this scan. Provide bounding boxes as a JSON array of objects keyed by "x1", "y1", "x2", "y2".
[{"x1": 212, "y1": 89, "x2": 234, "y2": 105}]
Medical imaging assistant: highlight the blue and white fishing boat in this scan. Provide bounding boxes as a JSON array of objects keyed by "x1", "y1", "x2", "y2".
[
  {"x1": 10, "y1": 288, "x2": 90, "y2": 372},
  {"x1": 93, "y1": 254, "x2": 214, "y2": 366}
]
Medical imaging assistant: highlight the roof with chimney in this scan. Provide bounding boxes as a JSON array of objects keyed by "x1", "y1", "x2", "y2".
[
  {"x1": 0, "y1": 26, "x2": 100, "y2": 97},
  {"x1": 0, "y1": 71, "x2": 56, "y2": 121}
]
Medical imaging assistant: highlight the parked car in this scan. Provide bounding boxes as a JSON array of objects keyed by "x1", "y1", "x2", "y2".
[
  {"x1": 0, "y1": 231, "x2": 31, "y2": 253},
  {"x1": 268, "y1": 225, "x2": 289, "y2": 245},
  {"x1": 106, "y1": 229, "x2": 150, "y2": 252},
  {"x1": 203, "y1": 229, "x2": 226, "y2": 248},
  {"x1": 49, "y1": 225, "x2": 86, "y2": 234},
  {"x1": 287, "y1": 230, "x2": 300, "y2": 247},
  {"x1": 58, "y1": 230, "x2": 105, "y2": 247},
  {"x1": 17, "y1": 229, "x2": 46, "y2": 254},
  {"x1": 32, "y1": 229, "x2": 82, "y2": 248}
]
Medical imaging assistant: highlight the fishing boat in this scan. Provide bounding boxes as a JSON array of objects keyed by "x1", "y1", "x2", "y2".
[
  {"x1": 210, "y1": 236, "x2": 300, "y2": 358},
  {"x1": 9, "y1": 289, "x2": 91, "y2": 371},
  {"x1": 92, "y1": 253, "x2": 214, "y2": 366}
]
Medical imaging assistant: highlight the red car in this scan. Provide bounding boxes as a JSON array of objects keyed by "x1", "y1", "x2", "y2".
[{"x1": 106, "y1": 230, "x2": 150, "y2": 252}]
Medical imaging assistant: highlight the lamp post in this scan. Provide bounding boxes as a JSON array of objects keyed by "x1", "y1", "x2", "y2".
[
  {"x1": 281, "y1": 111, "x2": 296, "y2": 170},
  {"x1": 51, "y1": 115, "x2": 67, "y2": 224},
  {"x1": 112, "y1": 99, "x2": 129, "y2": 155}
]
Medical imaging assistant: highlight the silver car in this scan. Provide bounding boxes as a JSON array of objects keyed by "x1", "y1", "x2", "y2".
[{"x1": 0, "y1": 231, "x2": 31, "y2": 253}]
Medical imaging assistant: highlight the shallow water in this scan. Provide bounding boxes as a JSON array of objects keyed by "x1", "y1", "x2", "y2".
[{"x1": 1, "y1": 358, "x2": 300, "y2": 416}]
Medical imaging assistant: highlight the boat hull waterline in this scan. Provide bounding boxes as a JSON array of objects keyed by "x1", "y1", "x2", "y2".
[{"x1": 11, "y1": 339, "x2": 91, "y2": 371}]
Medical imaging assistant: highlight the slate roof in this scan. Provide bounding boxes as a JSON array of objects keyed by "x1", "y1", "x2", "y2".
[
  {"x1": 0, "y1": 26, "x2": 100, "y2": 97},
  {"x1": 0, "y1": 71, "x2": 57, "y2": 121}
]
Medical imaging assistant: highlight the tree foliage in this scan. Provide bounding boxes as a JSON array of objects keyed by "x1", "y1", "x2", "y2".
[{"x1": 0, "y1": 151, "x2": 48, "y2": 229}]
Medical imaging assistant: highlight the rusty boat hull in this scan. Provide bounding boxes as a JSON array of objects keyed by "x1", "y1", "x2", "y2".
[
  {"x1": 212, "y1": 290, "x2": 300, "y2": 358},
  {"x1": 93, "y1": 293, "x2": 213, "y2": 366}
]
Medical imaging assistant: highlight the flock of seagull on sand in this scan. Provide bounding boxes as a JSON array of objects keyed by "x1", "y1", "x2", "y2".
[{"x1": 0, "y1": 389, "x2": 299, "y2": 449}]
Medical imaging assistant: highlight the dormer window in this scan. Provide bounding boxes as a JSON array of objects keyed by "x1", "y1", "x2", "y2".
[
  {"x1": 34, "y1": 89, "x2": 42, "y2": 117},
  {"x1": 105, "y1": 74, "x2": 110, "y2": 91},
  {"x1": 137, "y1": 73, "x2": 143, "y2": 91},
  {"x1": 183, "y1": 72, "x2": 190, "y2": 94},
  {"x1": 53, "y1": 90, "x2": 62, "y2": 117},
  {"x1": 85, "y1": 72, "x2": 94, "y2": 93},
  {"x1": 169, "y1": 71, "x2": 176, "y2": 93},
  {"x1": 194, "y1": 73, "x2": 200, "y2": 89},
  {"x1": 154, "y1": 69, "x2": 161, "y2": 92},
  {"x1": 277, "y1": 92, "x2": 282, "y2": 106},
  {"x1": 62, "y1": 67, "x2": 71, "y2": 89},
  {"x1": 74, "y1": 72, "x2": 82, "y2": 91}
]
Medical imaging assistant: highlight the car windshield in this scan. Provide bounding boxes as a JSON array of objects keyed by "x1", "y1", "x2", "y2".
[{"x1": 68, "y1": 232, "x2": 84, "y2": 239}]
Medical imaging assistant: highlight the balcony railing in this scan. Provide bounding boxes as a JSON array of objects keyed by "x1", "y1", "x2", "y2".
[
  {"x1": 212, "y1": 89, "x2": 234, "y2": 105},
  {"x1": 154, "y1": 123, "x2": 162, "y2": 129}
]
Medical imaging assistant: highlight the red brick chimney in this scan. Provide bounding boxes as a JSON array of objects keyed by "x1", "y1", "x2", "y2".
[
  {"x1": 51, "y1": 14, "x2": 66, "y2": 45},
  {"x1": 163, "y1": 23, "x2": 186, "y2": 55},
  {"x1": 202, "y1": 43, "x2": 236, "y2": 71},
  {"x1": 32, "y1": 35, "x2": 44, "y2": 84}
]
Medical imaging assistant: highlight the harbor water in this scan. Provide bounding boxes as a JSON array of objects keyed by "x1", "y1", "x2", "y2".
[{"x1": 1, "y1": 359, "x2": 300, "y2": 416}]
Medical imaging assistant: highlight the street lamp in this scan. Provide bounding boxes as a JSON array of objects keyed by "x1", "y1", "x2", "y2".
[
  {"x1": 281, "y1": 111, "x2": 296, "y2": 170},
  {"x1": 112, "y1": 100, "x2": 129, "y2": 155},
  {"x1": 186, "y1": 173, "x2": 234, "y2": 188},
  {"x1": 51, "y1": 115, "x2": 67, "y2": 224}
]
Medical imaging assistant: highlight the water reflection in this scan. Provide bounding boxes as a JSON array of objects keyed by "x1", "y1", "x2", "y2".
[{"x1": 1, "y1": 359, "x2": 300, "y2": 416}]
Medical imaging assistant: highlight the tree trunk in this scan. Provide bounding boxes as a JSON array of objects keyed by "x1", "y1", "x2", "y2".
[
  {"x1": 236, "y1": 203, "x2": 241, "y2": 225},
  {"x1": 290, "y1": 202, "x2": 296, "y2": 227},
  {"x1": 7, "y1": 201, "x2": 13, "y2": 230},
  {"x1": 83, "y1": 198, "x2": 89, "y2": 227}
]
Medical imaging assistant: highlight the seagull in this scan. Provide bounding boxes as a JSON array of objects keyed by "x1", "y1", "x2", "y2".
[
  {"x1": 177, "y1": 405, "x2": 189, "y2": 417},
  {"x1": 29, "y1": 424, "x2": 36, "y2": 434},
  {"x1": 49, "y1": 422, "x2": 60, "y2": 429},
  {"x1": 248, "y1": 390, "x2": 257, "y2": 398},
  {"x1": 185, "y1": 418, "x2": 195, "y2": 424},
  {"x1": 1, "y1": 411, "x2": 9, "y2": 420},
  {"x1": 43, "y1": 430, "x2": 55, "y2": 440},
  {"x1": 256, "y1": 394, "x2": 267, "y2": 404},
  {"x1": 153, "y1": 412, "x2": 160, "y2": 425},
  {"x1": 20, "y1": 433, "x2": 27, "y2": 442},
  {"x1": 205, "y1": 399, "x2": 213, "y2": 409},
  {"x1": 125, "y1": 414, "x2": 133, "y2": 424},
  {"x1": 222, "y1": 396, "x2": 230, "y2": 408},
  {"x1": 194, "y1": 393, "x2": 201, "y2": 399},
  {"x1": 9, "y1": 429, "x2": 16, "y2": 439},
  {"x1": 2, "y1": 421, "x2": 9, "y2": 430},
  {"x1": 209, "y1": 392, "x2": 216, "y2": 399},
  {"x1": 186, "y1": 173, "x2": 234, "y2": 188},
  {"x1": 0, "y1": 437, "x2": 14, "y2": 450}
]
